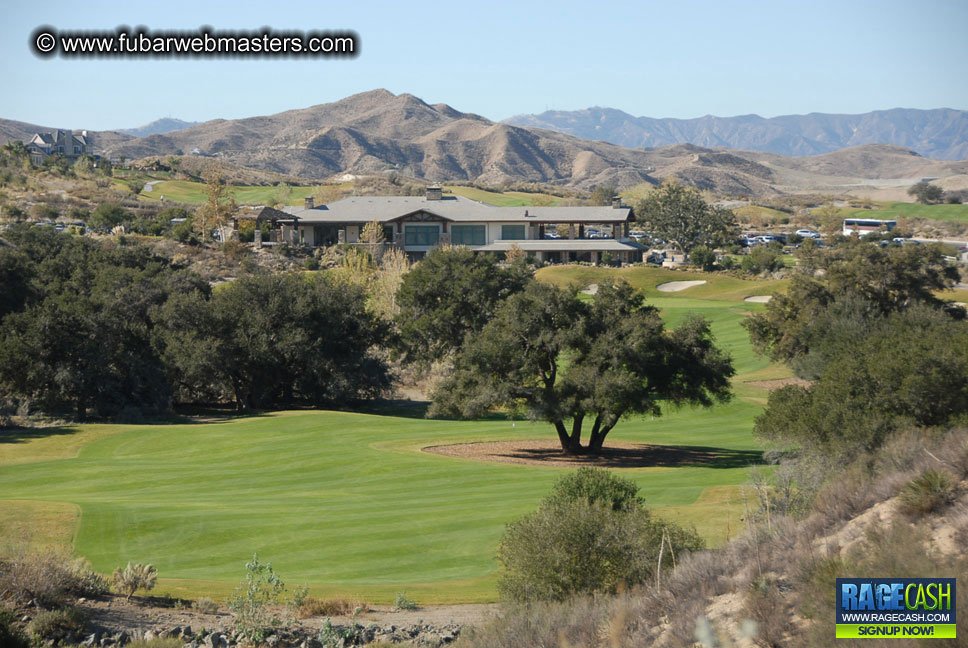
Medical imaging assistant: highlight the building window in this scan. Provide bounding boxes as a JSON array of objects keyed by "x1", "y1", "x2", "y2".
[
  {"x1": 404, "y1": 225, "x2": 439, "y2": 247},
  {"x1": 501, "y1": 224, "x2": 526, "y2": 240},
  {"x1": 451, "y1": 225, "x2": 486, "y2": 246},
  {"x1": 382, "y1": 225, "x2": 395, "y2": 242}
]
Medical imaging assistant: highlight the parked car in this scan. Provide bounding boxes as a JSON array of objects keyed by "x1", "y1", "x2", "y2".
[{"x1": 796, "y1": 229, "x2": 821, "y2": 239}]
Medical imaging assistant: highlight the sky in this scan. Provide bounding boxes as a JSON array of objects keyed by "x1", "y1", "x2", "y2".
[{"x1": 1, "y1": 0, "x2": 967, "y2": 131}]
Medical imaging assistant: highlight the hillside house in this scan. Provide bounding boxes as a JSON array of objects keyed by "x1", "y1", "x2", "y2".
[
  {"x1": 281, "y1": 187, "x2": 645, "y2": 264},
  {"x1": 27, "y1": 129, "x2": 95, "y2": 164}
]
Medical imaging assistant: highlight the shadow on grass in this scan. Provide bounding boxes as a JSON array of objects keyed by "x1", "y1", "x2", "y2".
[
  {"x1": 428, "y1": 441, "x2": 764, "y2": 469},
  {"x1": 507, "y1": 444, "x2": 763, "y2": 469},
  {"x1": 0, "y1": 407, "x2": 273, "y2": 445}
]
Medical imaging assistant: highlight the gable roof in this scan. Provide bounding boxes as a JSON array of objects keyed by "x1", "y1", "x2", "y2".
[{"x1": 283, "y1": 195, "x2": 634, "y2": 224}]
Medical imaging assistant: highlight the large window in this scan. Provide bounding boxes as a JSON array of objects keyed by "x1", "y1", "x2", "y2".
[
  {"x1": 501, "y1": 224, "x2": 526, "y2": 240},
  {"x1": 451, "y1": 225, "x2": 486, "y2": 246},
  {"x1": 404, "y1": 225, "x2": 440, "y2": 247}
]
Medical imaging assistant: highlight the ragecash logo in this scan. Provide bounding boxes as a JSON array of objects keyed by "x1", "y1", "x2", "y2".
[{"x1": 836, "y1": 578, "x2": 956, "y2": 639}]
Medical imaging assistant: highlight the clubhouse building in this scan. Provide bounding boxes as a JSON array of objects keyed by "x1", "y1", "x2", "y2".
[{"x1": 279, "y1": 187, "x2": 645, "y2": 264}]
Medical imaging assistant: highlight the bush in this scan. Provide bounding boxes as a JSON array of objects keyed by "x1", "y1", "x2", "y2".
[
  {"x1": 898, "y1": 469, "x2": 956, "y2": 516},
  {"x1": 28, "y1": 606, "x2": 88, "y2": 644},
  {"x1": 497, "y1": 498, "x2": 703, "y2": 602},
  {"x1": 393, "y1": 591, "x2": 417, "y2": 611},
  {"x1": 0, "y1": 551, "x2": 100, "y2": 607},
  {"x1": 542, "y1": 467, "x2": 642, "y2": 511},
  {"x1": 689, "y1": 245, "x2": 716, "y2": 271},
  {"x1": 742, "y1": 246, "x2": 783, "y2": 275},
  {"x1": 113, "y1": 562, "x2": 158, "y2": 600},
  {"x1": 192, "y1": 596, "x2": 218, "y2": 614},
  {"x1": 227, "y1": 554, "x2": 288, "y2": 643},
  {"x1": 0, "y1": 609, "x2": 30, "y2": 648},
  {"x1": 296, "y1": 597, "x2": 368, "y2": 618}
]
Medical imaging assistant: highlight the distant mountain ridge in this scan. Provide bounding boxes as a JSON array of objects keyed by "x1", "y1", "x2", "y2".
[
  {"x1": 119, "y1": 118, "x2": 199, "y2": 137},
  {"x1": 2, "y1": 91, "x2": 967, "y2": 196},
  {"x1": 503, "y1": 107, "x2": 968, "y2": 160}
]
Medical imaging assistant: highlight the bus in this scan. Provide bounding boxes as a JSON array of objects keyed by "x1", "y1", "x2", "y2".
[{"x1": 843, "y1": 218, "x2": 897, "y2": 237}]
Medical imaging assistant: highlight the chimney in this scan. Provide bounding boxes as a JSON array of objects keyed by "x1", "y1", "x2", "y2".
[
  {"x1": 612, "y1": 196, "x2": 623, "y2": 209},
  {"x1": 304, "y1": 196, "x2": 314, "y2": 209},
  {"x1": 426, "y1": 185, "x2": 442, "y2": 201}
]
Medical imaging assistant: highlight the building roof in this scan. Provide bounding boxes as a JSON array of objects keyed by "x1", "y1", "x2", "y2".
[
  {"x1": 476, "y1": 239, "x2": 646, "y2": 252},
  {"x1": 283, "y1": 195, "x2": 634, "y2": 224}
]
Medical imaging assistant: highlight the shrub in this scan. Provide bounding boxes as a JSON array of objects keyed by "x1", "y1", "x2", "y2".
[
  {"x1": 393, "y1": 591, "x2": 417, "y2": 611},
  {"x1": 690, "y1": 245, "x2": 716, "y2": 271},
  {"x1": 70, "y1": 557, "x2": 109, "y2": 597},
  {"x1": 0, "y1": 550, "x2": 92, "y2": 607},
  {"x1": 28, "y1": 606, "x2": 88, "y2": 644},
  {"x1": 542, "y1": 467, "x2": 642, "y2": 511},
  {"x1": 497, "y1": 498, "x2": 703, "y2": 602},
  {"x1": 192, "y1": 596, "x2": 218, "y2": 614},
  {"x1": 742, "y1": 246, "x2": 782, "y2": 275},
  {"x1": 317, "y1": 619, "x2": 370, "y2": 648},
  {"x1": 227, "y1": 554, "x2": 288, "y2": 643},
  {"x1": 0, "y1": 608, "x2": 29, "y2": 648},
  {"x1": 112, "y1": 562, "x2": 158, "y2": 600},
  {"x1": 898, "y1": 469, "x2": 956, "y2": 516},
  {"x1": 296, "y1": 597, "x2": 368, "y2": 618}
]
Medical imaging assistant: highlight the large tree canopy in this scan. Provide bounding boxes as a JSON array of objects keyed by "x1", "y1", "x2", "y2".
[
  {"x1": 743, "y1": 240, "x2": 962, "y2": 377},
  {"x1": 395, "y1": 246, "x2": 530, "y2": 365},
  {"x1": 156, "y1": 272, "x2": 391, "y2": 410},
  {"x1": 429, "y1": 280, "x2": 734, "y2": 453},
  {"x1": 636, "y1": 180, "x2": 738, "y2": 257},
  {"x1": 754, "y1": 307, "x2": 968, "y2": 454}
]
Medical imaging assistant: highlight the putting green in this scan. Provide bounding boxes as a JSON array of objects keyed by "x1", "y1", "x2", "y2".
[{"x1": 0, "y1": 267, "x2": 787, "y2": 603}]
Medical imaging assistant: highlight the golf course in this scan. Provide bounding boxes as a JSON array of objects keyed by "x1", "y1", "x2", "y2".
[{"x1": 0, "y1": 267, "x2": 792, "y2": 604}]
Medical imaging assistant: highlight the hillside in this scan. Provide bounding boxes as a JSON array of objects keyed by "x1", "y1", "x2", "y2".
[
  {"x1": 3, "y1": 91, "x2": 967, "y2": 196},
  {"x1": 119, "y1": 117, "x2": 199, "y2": 137},
  {"x1": 504, "y1": 107, "x2": 968, "y2": 160}
]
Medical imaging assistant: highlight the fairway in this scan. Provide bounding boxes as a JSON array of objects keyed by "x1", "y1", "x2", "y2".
[{"x1": 0, "y1": 266, "x2": 788, "y2": 603}]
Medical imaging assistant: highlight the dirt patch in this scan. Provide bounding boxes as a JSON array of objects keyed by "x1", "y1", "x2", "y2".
[
  {"x1": 424, "y1": 440, "x2": 761, "y2": 469},
  {"x1": 744, "y1": 378, "x2": 812, "y2": 390},
  {"x1": 656, "y1": 280, "x2": 707, "y2": 292}
]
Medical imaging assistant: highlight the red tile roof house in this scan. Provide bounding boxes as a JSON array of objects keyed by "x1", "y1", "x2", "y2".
[{"x1": 282, "y1": 186, "x2": 645, "y2": 264}]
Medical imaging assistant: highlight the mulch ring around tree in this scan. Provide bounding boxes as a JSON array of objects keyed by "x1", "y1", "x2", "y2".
[{"x1": 423, "y1": 440, "x2": 762, "y2": 469}]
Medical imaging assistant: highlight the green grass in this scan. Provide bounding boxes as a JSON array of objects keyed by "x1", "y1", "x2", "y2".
[
  {"x1": 137, "y1": 180, "x2": 317, "y2": 206},
  {"x1": 0, "y1": 267, "x2": 785, "y2": 603},
  {"x1": 444, "y1": 185, "x2": 569, "y2": 207},
  {"x1": 536, "y1": 265, "x2": 788, "y2": 302},
  {"x1": 841, "y1": 201, "x2": 968, "y2": 224}
]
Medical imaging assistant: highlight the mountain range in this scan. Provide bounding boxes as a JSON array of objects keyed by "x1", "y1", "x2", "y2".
[
  {"x1": 119, "y1": 118, "x2": 199, "y2": 137},
  {"x1": 503, "y1": 107, "x2": 968, "y2": 160},
  {"x1": 1, "y1": 91, "x2": 966, "y2": 196}
]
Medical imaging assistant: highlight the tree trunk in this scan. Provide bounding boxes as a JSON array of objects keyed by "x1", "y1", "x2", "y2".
[
  {"x1": 588, "y1": 423, "x2": 614, "y2": 453},
  {"x1": 554, "y1": 420, "x2": 571, "y2": 450}
]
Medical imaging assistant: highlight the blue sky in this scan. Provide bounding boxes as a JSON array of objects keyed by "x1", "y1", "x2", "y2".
[{"x1": 1, "y1": 0, "x2": 966, "y2": 130}]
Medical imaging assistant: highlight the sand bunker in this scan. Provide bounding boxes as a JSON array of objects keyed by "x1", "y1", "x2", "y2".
[
  {"x1": 581, "y1": 284, "x2": 599, "y2": 295},
  {"x1": 743, "y1": 295, "x2": 773, "y2": 303},
  {"x1": 656, "y1": 280, "x2": 707, "y2": 292}
]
